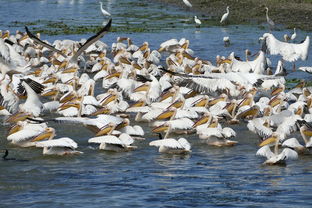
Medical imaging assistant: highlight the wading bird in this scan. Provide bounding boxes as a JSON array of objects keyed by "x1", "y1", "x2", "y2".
[{"x1": 220, "y1": 6, "x2": 229, "y2": 24}]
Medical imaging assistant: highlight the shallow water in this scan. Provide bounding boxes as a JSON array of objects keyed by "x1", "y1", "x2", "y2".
[{"x1": 1, "y1": 0, "x2": 312, "y2": 207}]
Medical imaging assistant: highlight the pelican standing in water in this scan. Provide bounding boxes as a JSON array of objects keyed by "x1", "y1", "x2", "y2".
[
  {"x1": 265, "y1": 7, "x2": 275, "y2": 31},
  {"x1": 220, "y1": 6, "x2": 229, "y2": 24}
]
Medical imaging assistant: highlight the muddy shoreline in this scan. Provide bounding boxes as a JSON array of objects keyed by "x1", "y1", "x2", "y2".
[{"x1": 154, "y1": 0, "x2": 312, "y2": 31}]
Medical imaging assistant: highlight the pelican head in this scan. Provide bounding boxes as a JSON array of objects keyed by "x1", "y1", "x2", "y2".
[{"x1": 32, "y1": 127, "x2": 56, "y2": 142}]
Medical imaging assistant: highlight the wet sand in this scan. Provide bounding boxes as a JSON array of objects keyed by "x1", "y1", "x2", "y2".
[{"x1": 154, "y1": 0, "x2": 312, "y2": 31}]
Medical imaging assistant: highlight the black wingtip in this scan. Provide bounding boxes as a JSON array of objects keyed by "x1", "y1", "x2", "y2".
[{"x1": 106, "y1": 18, "x2": 112, "y2": 30}]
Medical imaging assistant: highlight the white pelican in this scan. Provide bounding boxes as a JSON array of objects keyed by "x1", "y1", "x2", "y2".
[
  {"x1": 7, "y1": 121, "x2": 48, "y2": 147},
  {"x1": 220, "y1": 6, "x2": 229, "y2": 24},
  {"x1": 0, "y1": 38, "x2": 30, "y2": 79},
  {"x1": 149, "y1": 137, "x2": 191, "y2": 154},
  {"x1": 33, "y1": 127, "x2": 82, "y2": 155},
  {"x1": 282, "y1": 138, "x2": 306, "y2": 154},
  {"x1": 18, "y1": 78, "x2": 45, "y2": 117},
  {"x1": 265, "y1": 7, "x2": 275, "y2": 30},
  {"x1": 194, "y1": 16, "x2": 201, "y2": 27},
  {"x1": 298, "y1": 121, "x2": 312, "y2": 148},
  {"x1": 99, "y1": 2, "x2": 111, "y2": 16},
  {"x1": 262, "y1": 33, "x2": 310, "y2": 71},
  {"x1": 182, "y1": 0, "x2": 192, "y2": 8},
  {"x1": 197, "y1": 125, "x2": 238, "y2": 146},
  {"x1": 256, "y1": 133, "x2": 298, "y2": 165},
  {"x1": 88, "y1": 133, "x2": 137, "y2": 152},
  {"x1": 298, "y1": 66, "x2": 312, "y2": 74}
]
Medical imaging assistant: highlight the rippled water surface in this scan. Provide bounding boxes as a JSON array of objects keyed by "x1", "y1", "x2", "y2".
[{"x1": 1, "y1": 0, "x2": 312, "y2": 207}]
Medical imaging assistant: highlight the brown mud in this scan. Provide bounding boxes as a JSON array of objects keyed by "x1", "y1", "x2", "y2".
[{"x1": 155, "y1": 0, "x2": 312, "y2": 31}]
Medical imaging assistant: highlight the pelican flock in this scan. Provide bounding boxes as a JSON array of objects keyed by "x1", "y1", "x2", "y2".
[{"x1": 0, "y1": 3, "x2": 311, "y2": 167}]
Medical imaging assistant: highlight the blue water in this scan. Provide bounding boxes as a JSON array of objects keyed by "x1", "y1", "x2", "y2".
[{"x1": 1, "y1": 0, "x2": 312, "y2": 207}]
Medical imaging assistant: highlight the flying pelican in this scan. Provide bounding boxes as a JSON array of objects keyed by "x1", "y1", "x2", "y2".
[
  {"x1": 262, "y1": 33, "x2": 310, "y2": 71},
  {"x1": 220, "y1": 6, "x2": 229, "y2": 24},
  {"x1": 256, "y1": 133, "x2": 298, "y2": 165},
  {"x1": 99, "y1": 2, "x2": 111, "y2": 16},
  {"x1": 0, "y1": 38, "x2": 30, "y2": 79},
  {"x1": 194, "y1": 16, "x2": 201, "y2": 27},
  {"x1": 18, "y1": 78, "x2": 45, "y2": 117},
  {"x1": 33, "y1": 127, "x2": 82, "y2": 155},
  {"x1": 182, "y1": 0, "x2": 192, "y2": 8},
  {"x1": 26, "y1": 19, "x2": 112, "y2": 68},
  {"x1": 265, "y1": 7, "x2": 275, "y2": 31}
]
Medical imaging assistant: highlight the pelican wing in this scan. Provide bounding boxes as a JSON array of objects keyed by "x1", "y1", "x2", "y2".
[
  {"x1": 299, "y1": 67, "x2": 312, "y2": 74},
  {"x1": 70, "y1": 19, "x2": 112, "y2": 63},
  {"x1": 88, "y1": 135, "x2": 123, "y2": 145},
  {"x1": 263, "y1": 33, "x2": 310, "y2": 62},
  {"x1": 178, "y1": 138, "x2": 191, "y2": 151},
  {"x1": 7, "y1": 129, "x2": 43, "y2": 142},
  {"x1": 175, "y1": 109, "x2": 198, "y2": 119},
  {"x1": 118, "y1": 133, "x2": 134, "y2": 145},
  {"x1": 281, "y1": 148, "x2": 298, "y2": 160},
  {"x1": 222, "y1": 127, "x2": 236, "y2": 138},
  {"x1": 0, "y1": 39, "x2": 10, "y2": 63},
  {"x1": 197, "y1": 127, "x2": 223, "y2": 138},
  {"x1": 149, "y1": 138, "x2": 183, "y2": 149},
  {"x1": 43, "y1": 101, "x2": 60, "y2": 112},
  {"x1": 35, "y1": 137, "x2": 78, "y2": 149},
  {"x1": 256, "y1": 145, "x2": 274, "y2": 159},
  {"x1": 169, "y1": 118, "x2": 194, "y2": 130},
  {"x1": 126, "y1": 106, "x2": 151, "y2": 113},
  {"x1": 276, "y1": 115, "x2": 301, "y2": 138},
  {"x1": 25, "y1": 26, "x2": 66, "y2": 58},
  {"x1": 282, "y1": 138, "x2": 303, "y2": 149},
  {"x1": 18, "y1": 78, "x2": 44, "y2": 94},
  {"x1": 247, "y1": 119, "x2": 273, "y2": 138}
]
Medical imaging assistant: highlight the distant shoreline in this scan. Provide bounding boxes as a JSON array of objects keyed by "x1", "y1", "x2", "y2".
[{"x1": 154, "y1": 0, "x2": 312, "y2": 31}]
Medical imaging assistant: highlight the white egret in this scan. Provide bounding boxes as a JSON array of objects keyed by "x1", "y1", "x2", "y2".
[
  {"x1": 291, "y1": 28, "x2": 297, "y2": 41},
  {"x1": 265, "y1": 7, "x2": 275, "y2": 30},
  {"x1": 220, "y1": 6, "x2": 229, "y2": 24},
  {"x1": 99, "y1": 2, "x2": 111, "y2": 16},
  {"x1": 194, "y1": 16, "x2": 201, "y2": 27}
]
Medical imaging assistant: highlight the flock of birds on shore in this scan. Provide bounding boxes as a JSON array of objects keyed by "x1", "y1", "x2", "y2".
[{"x1": 1, "y1": 1, "x2": 312, "y2": 166}]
